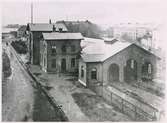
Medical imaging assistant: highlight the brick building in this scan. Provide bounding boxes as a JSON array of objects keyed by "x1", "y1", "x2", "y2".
[
  {"x1": 26, "y1": 23, "x2": 68, "y2": 65},
  {"x1": 78, "y1": 38, "x2": 159, "y2": 87},
  {"x1": 40, "y1": 32, "x2": 83, "y2": 73}
]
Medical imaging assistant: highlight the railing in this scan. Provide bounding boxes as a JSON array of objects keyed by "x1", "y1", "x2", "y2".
[
  {"x1": 92, "y1": 84, "x2": 159, "y2": 121},
  {"x1": 109, "y1": 91, "x2": 157, "y2": 121}
]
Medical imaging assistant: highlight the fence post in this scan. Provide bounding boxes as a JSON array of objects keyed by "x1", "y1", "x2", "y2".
[
  {"x1": 122, "y1": 98, "x2": 124, "y2": 113},
  {"x1": 153, "y1": 111, "x2": 157, "y2": 121},
  {"x1": 134, "y1": 106, "x2": 137, "y2": 121}
]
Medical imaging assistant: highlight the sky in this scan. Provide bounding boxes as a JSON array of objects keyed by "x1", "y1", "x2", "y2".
[{"x1": 1, "y1": 0, "x2": 167, "y2": 27}]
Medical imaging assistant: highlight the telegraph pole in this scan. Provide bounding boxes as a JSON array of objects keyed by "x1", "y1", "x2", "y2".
[{"x1": 31, "y1": 2, "x2": 33, "y2": 24}]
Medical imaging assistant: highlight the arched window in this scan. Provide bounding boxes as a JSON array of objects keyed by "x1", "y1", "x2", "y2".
[
  {"x1": 62, "y1": 45, "x2": 66, "y2": 53},
  {"x1": 71, "y1": 45, "x2": 76, "y2": 52},
  {"x1": 91, "y1": 68, "x2": 97, "y2": 80},
  {"x1": 142, "y1": 62, "x2": 152, "y2": 74},
  {"x1": 81, "y1": 66, "x2": 84, "y2": 78}
]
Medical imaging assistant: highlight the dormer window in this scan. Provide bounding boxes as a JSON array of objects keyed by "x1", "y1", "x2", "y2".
[{"x1": 59, "y1": 28, "x2": 63, "y2": 32}]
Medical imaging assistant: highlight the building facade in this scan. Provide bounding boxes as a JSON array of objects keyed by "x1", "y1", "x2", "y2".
[
  {"x1": 26, "y1": 23, "x2": 68, "y2": 65},
  {"x1": 40, "y1": 32, "x2": 83, "y2": 73}
]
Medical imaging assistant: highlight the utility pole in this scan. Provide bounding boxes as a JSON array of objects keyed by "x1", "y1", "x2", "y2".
[{"x1": 31, "y1": 2, "x2": 33, "y2": 24}]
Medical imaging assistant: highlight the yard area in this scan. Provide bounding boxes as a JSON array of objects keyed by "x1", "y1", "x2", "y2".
[
  {"x1": 29, "y1": 64, "x2": 131, "y2": 121},
  {"x1": 72, "y1": 92, "x2": 130, "y2": 121}
]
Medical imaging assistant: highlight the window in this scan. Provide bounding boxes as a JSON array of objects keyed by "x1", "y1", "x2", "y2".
[
  {"x1": 148, "y1": 64, "x2": 152, "y2": 74},
  {"x1": 62, "y1": 45, "x2": 66, "y2": 53},
  {"x1": 131, "y1": 59, "x2": 134, "y2": 69},
  {"x1": 51, "y1": 59, "x2": 56, "y2": 68},
  {"x1": 71, "y1": 45, "x2": 76, "y2": 52},
  {"x1": 71, "y1": 58, "x2": 75, "y2": 67},
  {"x1": 91, "y1": 68, "x2": 97, "y2": 80},
  {"x1": 59, "y1": 28, "x2": 63, "y2": 32},
  {"x1": 51, "y1": 46, "x2": 57, "y2": 55},
  {"x1": 81, "y1": 66, "x2": 84, "y2": 78}
]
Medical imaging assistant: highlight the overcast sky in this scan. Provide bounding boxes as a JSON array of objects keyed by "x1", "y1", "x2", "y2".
[{"x1": 1, "y1": 0, "x2": 167, "y2": 27}]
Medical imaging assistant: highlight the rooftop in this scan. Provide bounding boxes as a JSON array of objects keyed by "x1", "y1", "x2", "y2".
[
  {"x1": 81, "y1": 37, "x2": 158, "y2": 63},
  {"x1": 42, "y1": 32, "x2": 83, "y2": 40},
  {"x1": 81, "y1": 38, "x2": 131, "y2": 62},
  {"x1": 27, "y1": 23, "x2": 68, "y2": 32}
]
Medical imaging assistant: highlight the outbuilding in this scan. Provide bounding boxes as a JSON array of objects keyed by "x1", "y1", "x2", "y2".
[{"x1": 78, "y1": 38, "x2": 159, "y2": 87}]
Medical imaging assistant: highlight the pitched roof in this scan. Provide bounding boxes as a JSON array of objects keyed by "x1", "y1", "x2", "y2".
[
  {"x1": 27, "y1": 23, "x2": 68, "y2": 32},
  {"x1": 81, "y1": 37, "x2": 159, "y2": 63},
  {"x1": 42, "y1": 32, "x2": 83, "y2": 40},
  {"x1": 81, "y1": 38, "x2": 131, "y2": 62}
]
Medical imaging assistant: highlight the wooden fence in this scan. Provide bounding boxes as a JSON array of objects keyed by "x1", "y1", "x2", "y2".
[{"x1": 91, "y1": 85, "x2": 159, "y2": 121}]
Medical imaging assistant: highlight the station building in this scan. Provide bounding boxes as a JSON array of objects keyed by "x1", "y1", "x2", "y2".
[{"x1": 40, "y1": 32, "x2": 83, "y2": 73}]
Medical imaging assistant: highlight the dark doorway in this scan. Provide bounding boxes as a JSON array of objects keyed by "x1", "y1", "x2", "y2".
[
  {"x1": 61, "y1": 58, "x2": 66, "y2": 72},
  {"x1": 108, "y1": 63, "x2": 119, "y2": 82},
  {"x1": 124, "y1": 59, "x2": 137, "y2": 82}
]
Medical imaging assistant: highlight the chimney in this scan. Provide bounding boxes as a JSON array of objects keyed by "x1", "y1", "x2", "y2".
[
  {"x1": 49, "y1": 19, "x2": 52, "y2": 24},
  {"x1": 53, "y1": 25, "x2": 56, "y2": 32}
]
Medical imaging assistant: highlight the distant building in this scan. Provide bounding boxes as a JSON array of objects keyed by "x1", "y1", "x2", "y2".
[
  {"x1": 17, "y1": 25, "x2": 27, "y2": 38},
  {"x1": 78, "y1": 38, "x2": 159, "y2": 87},
  {"x1": 26, "y1": 22, "x2": 68, "y2": 65},
  {"x1": 113, "y1": 23, "x2": 153, "y2": 49},
  {"x1": 40, "y1": 32, "x2": 83, "y2": 73},
  {"x1": 57, "y1": 20, "x2": 102, "y2": 39}
]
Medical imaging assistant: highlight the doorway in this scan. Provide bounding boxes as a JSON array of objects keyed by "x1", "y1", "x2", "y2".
[{"x1": 108, "y1": 63, "x2": 119, "y2": 82}]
